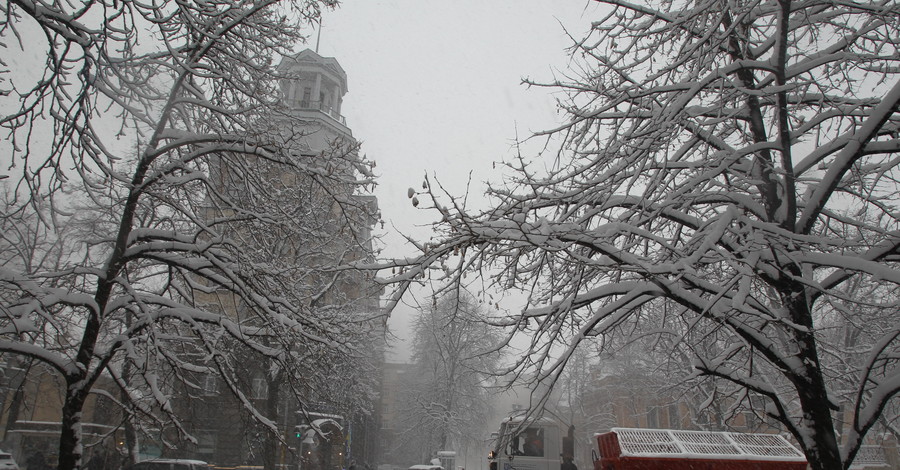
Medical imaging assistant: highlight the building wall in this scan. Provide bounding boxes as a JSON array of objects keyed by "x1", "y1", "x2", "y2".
[
  {"x1": 377, "y1": 363, "x2": 414, "y2": 466},
  {"x1": 161, "y1": 48, "x2": 383, "y2": 469},
  {"x1": 0, "y1": 360, "x2": 123, "y2": 470},
  {"x1": 0, "y1": 48, "x2": 383, "y2": 470}
]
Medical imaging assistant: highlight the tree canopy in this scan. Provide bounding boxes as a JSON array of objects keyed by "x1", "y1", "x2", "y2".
[
  {"x1": 1, "y1": 1, "x2": 379, "y2": 469},
  {"x1": 394, "y1": 291, "x2": 500, "y2": 463},
  {"x1": 377, "y1": 1, "x2": 900, "y2": 469}
]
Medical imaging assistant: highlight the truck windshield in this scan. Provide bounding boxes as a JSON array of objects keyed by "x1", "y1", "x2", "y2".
[{"x1": 505, "y1": 425, "x2": 545, "y2": 457}]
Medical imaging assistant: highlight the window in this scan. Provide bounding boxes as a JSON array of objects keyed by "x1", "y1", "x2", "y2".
[
  {"x1": 742, "y1": 410, "x2": 758, "y2": 430},
  {"x1": 252, "y1": 377, "x2": 268, "y2": 399},
  {"x1": 202, "y1": 374, "x2": 218, "y2": 396},
  {"x1": 508, "y1": 427, "x2": 544, "y2": 457},
  {"x1": 667, "y1": 403, "x2": 681, "y2": 428},
  {"x1": 301, "y1": 88, "x2": 311, "y2": 108},
  {"x1": 198, "y1": 431, "x2": 216, "y2": 455},
  {"x1": 648, "y1": 406, "x2": 660, "y2": 428},
  {"x1": 523, "y1": 427, "x2": 544, "y2": 457}
]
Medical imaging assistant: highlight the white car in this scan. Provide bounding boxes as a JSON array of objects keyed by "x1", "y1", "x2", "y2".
[
  {"x1": 0, "y1": 450, "x2": 19, "y2": 470},
  {"x1": 130, "y1": 459, "x2": 209, "y2": 470}
]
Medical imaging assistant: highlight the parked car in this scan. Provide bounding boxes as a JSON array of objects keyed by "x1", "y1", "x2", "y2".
[
  {"x1": 0, "y1": 450, "x2": 19, "y2": 470},
  {"x1": 129, "y1": 459, "x2": 209, "y2": 470},
  {"x1": 408, "y1": 466, "x2": 442, "y2": 470}
]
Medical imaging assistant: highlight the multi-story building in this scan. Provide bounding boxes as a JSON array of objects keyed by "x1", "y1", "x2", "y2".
[
  {"x1": 0, "y1": 48, "x2": 384, "y2": 470},
  {"x1": 376, "y1": 363, "x2": 414, "y2": 468},
  {"x1": 0, "y1": 46, "x2": 384, "y2": 470},
  {"x1": 161, "y1": 48, "x2": 384, "y2": 469},
  {"x1": 0, "y1": 359, "x2": 122, "y2": 470}
]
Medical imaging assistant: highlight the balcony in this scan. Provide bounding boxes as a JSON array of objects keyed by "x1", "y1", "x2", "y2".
[{"x1": 291, "y1": 99, "x2": 347, "y2": 126}]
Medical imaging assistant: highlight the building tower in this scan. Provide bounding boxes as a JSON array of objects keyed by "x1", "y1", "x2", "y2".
[
  {"x1": 273, "y1": 48, "x2": 385, "y2": 470},
  {"x1": 170, "y1": 48, "x2": 383, "y2": 469},
  {"x1": 278, "y1": 49, "x2": 353, "y2": 140},
  {"x1": 0, "y1": 47, "x2": 384, "y2": 470}
]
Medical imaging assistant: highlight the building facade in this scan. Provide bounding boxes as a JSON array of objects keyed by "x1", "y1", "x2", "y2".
[
  {"x1": 161, "y1": 48, "x2": 384, "y2": 469},
  {"x1": 0, "y1": 48, "x2": 384, "y2": 470},
  {"x1": 0, "y1": 359, "x2": 123, "y2": 470}
]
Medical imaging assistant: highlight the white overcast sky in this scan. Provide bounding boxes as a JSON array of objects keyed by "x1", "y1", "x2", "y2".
[
  {"x1": 1, "y1": 1, "x2": 601, "y2": 362},
  {"x1": 311, "y1": 1, "x2": 602, "y2": 360}
]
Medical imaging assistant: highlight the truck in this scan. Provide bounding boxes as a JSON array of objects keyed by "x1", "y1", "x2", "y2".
[
  {"x1": 487, "y1": 414, "x2": 809, "y2": 470},
  {"x1": 594, "y1": 428, "x2": 807, "y2": 470},
  {"x1": 487, "y1": 414, "x2": 576, "y2": 470}
]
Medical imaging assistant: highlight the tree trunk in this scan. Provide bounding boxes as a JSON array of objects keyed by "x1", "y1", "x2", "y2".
[
  {"x1": 785, "y1": 282, "x2": 842, "y2": 470},
  {"x1": 124, "y1": 419, "x2": 138, "y2": 466},
  {"x1": 121, "y1": 381, "x2": 139, "y2": 467},
  {"x1": 797, "y1": 386, "x2": 842, "y2": 470},
  {"x1": 263, "y1": 371, "x2": 284, "y2": 470},
  {"x1": 123, "y1": 309, "x2": 139, "y2": 467},
  {"x1": 3, "y1": 359, "x2": 30, "y2": 439},
  {"x1": 793, "y1": 336, "x2": 842, "y2": 470},
  {"x1": 58, "y1": 385, "x2": 89, "y2": 470}
]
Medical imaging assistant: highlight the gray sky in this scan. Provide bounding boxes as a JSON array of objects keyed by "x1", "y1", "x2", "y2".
[
  {"x1": 313, "y1": 1, "x2": 600, "y2": 360},
  {"x1": 0, "y1": 1, "x2": 600, "y2": 363}
]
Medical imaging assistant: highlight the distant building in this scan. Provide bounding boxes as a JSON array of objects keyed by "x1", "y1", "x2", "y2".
[
  {"x1": 0, "y1": 49, "x2": 383, "y2": 470},
  {"x1": 0, "y1": 359, "x2": 122, "y2": 470},
  {"x1": 557, "y1": 360, "x2": 899, "y2": 470},
  {"x1": 377, "y1": 363, "x2": 415, "y2": 467},
  {"x1": 146, "y1": 48, "x2": 384, "y2": 469}
]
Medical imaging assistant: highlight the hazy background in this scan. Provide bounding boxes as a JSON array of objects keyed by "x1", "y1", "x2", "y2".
[{"x1": 313, "y1": 1, "x2": 600, "y2": 360}]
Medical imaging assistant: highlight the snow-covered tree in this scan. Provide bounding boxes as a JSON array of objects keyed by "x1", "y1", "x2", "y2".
[
  {"x1": 395, "y1": 291, "x2": 500, "y2": 464},
  {"x1": 0, "y1": 2, "x2": 379, "y2": 470},
  {"x1": 377, "y1": 1, "x2": 900, "y2": 469}
]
